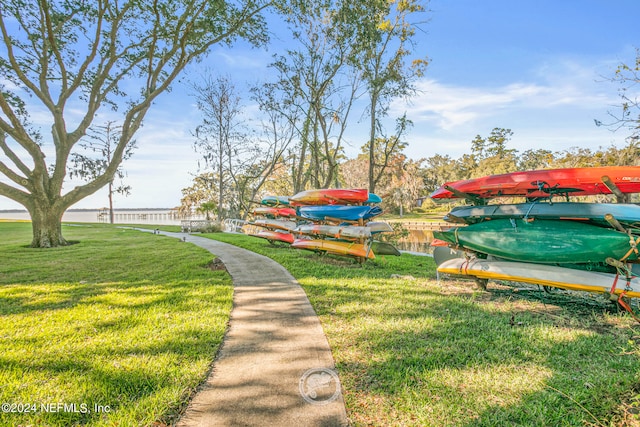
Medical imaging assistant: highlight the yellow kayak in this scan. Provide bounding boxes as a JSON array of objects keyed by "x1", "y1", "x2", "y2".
[{"x1": 291, "y1": 239, "x2": 375, "y2": 259}]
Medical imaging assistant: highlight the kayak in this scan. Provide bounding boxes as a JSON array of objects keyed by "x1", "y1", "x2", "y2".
[
  {"x1": 295, "y1": 224, "x2": 372, "y2": 240},
  {"x1": 290, "y1": 188, "x2": 369, "y2": 206},
  {"x1": 444, "y1": 202, "x2": 640, "y2": 232},
  {"x1": 366, "y1": 193, "x2": 383, "y2": 204},
  {"x1": 433, "y1": 218, "x2": 639, "y2": 265},
  {"x1": 291, "y1": 239, "x2": 375, "y2": 259},
  {"x1": 366, "y1": 221, "x2": 394, "y2": 234},
  {"x1": 298, "y1": 205, "x2": 382, "y2": 222},
  {"x1": 261, "y1": 195, "x2": 290, "y2": 206},
  {"x1": 371, "y1": 241, "x2": 401, "y2": 256},
  {"x1": 252, "y1": 207, "x2": 297, "y2": 218},
  {"x1": 430, "y1": 166, "x2": 640, "y2": 201},
  {"x1": 438, "y1": 256, "x2": 640, "y2": 298},
  {"x1": 249, "y1": 230, "x2": 295, "y2": 244},
  {"x1": 250, "y1": 219, "x2": 297, "y2": 231}
]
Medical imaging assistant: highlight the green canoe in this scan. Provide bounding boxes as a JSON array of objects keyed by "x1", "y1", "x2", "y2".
[{"x1": 433, "y1": 218, "x2": 638, "y2": 265}]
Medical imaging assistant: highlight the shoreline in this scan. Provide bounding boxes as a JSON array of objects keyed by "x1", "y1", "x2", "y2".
[
  {"x1": 0, "y1": 208, "x2": 201, "y2": 226},
  {"x1": 0, "y1": 207, "x2": 177, "y2": 213}
]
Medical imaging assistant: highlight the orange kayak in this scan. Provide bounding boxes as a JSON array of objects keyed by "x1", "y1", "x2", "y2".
[
  {"x1": 291, "y1": 239, "x2": 375, "y2": 259},
  {"x1": 430, "y1": 166, "x2": 640, "y2": 201},
  {"x1": 289, "y1": 188, "x2": 369, "y2": 206}
]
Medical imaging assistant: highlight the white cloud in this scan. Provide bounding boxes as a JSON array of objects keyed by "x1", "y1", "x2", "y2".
[
  {"x1": 396, "y1": 79, "x2": 546, "y2": 130},
  {"x1": 206, "y1": 48, "x2": 271, "y2": 76},
  {"x1": 390, "y1": 58, "x2": 628, "y2": 160},
  {"x1": 398, "y1": 72, "x2": 614, "y2": 132}
]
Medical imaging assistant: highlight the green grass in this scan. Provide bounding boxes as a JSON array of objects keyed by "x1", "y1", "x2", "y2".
[
  {"x1": 2, "y1": 223, "x2": 639, "y2": 426},
  {"x1": 0, "y1": 223, "x2": 232, "y2": 426},
  {"x1": 205, "y1": 232, "x2": 640, "y2": 427}
]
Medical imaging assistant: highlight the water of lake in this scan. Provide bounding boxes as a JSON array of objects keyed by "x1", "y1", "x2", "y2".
[{"x1": 0, "y1": 209, "x2": 202, "y2": 225}]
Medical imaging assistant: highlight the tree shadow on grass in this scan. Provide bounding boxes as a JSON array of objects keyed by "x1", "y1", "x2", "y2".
[{"x1": 303, "y1": 275, "x2": 640, "y2": 426}]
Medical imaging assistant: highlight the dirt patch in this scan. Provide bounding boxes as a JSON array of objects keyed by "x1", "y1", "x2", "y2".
[
  {"x1": 435, "y1": 276, "x2": 638, "y2": 328},
  {"x1": 609, "y1": 386, "x2": 640, "y2": 427},
  {"x1": 207, "y1": 258, "x2": 227, "y2": 272}
]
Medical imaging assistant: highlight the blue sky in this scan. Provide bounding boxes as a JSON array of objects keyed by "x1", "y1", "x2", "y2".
[
  {"x1": 397, "y1": 0, "x2": 639, "y2": 158},
  {"x1": 1, "y1": 0, "x2": 639, "y2": 210}
]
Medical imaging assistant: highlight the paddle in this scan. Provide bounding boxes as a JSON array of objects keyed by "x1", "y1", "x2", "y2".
[
  {"x1": 444, "y1": 185, "x2": 485, "y2": 205},
  {"x1": 601, "y1": 175, "x2": 630, "y2": 203},
  {"x1": 605, "y1": 213, "x2": 628, "y2": 233}
]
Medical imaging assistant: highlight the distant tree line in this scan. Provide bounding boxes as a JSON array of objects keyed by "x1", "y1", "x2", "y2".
[
  {"x1": 422, "y1": 128, "x2": 640, "y2": 195},
  {"x1": 180, "y1": 123, "x2": 640, "y2": 219}
]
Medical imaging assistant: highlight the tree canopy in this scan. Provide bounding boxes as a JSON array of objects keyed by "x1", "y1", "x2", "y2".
[{"x1": 0, "y1": 0, "x2": 270, "y2": 246}]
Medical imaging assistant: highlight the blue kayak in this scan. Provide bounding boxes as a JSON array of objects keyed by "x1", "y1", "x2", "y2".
[
  {"x1": 364, "y1": 206, "x2": 383, "y2": 220},
  {"x1": 366, "y1": 193, "x2": 382, "y2": 204},
  {"x1": 445, "y1": 202, "x2": 640, "y2": 233},
  {"x1": 299, "y1": 205, "x2": 382, "y2": 221}
]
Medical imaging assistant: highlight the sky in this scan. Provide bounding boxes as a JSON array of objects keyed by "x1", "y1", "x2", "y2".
[{"x1": 1, "y1": 0, "x2": 639, "y2": 210}]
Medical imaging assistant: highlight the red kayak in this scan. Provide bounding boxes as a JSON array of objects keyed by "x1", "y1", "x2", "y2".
[
  {"x1": 289, "y1": 188, "x2": 369, "y2": 206},
  {"x1": 430, "y1": 166, "x2": 640, "y2": 201},
  {"x1": 251, "y1": 207, "x2": 297, "y2": 218},
  {"x1": 249, "y1": 230, "x2": 295, "y2": 244}
]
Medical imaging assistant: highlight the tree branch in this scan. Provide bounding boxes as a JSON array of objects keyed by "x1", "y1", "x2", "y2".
[
  {"x1": 0, "y1": 95, "x2": 44, "y2": 164},
  {"x1": 0, "y1": 180, "x2": 31, "y2": 206},
  {"x1": 0, "y1": 6, "x2": 53, "y2": 110},
  {"x1": 0, "y1": 131, "x2": 32, "y2": 180}
]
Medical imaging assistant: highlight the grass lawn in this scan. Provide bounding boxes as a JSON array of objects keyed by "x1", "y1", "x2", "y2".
[
  {"x1": 2, "y1": 222, "x2": 639, "y2": 426},
  {"x1": 206, "y1": 232, "x2": 640, "y2": 427},
  {"x1": 0, "y1": 223, "x2": 232, "y2": 426}
]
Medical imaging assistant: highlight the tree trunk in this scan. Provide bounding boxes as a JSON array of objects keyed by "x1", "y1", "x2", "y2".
[
  {"x1": 28, "y1": 203, "x2": 68, "y2": 248},
  {"x1": 108, "y1": 181, "x2": 115, "y2": 224},
  {"x1": 368, "y1": 92, "x2": 378, "y2": 194}
]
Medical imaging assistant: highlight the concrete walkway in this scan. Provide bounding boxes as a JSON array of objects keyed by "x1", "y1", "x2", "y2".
[{"x1": 153, "y1": 232, "x2": 348, "y2": 427}]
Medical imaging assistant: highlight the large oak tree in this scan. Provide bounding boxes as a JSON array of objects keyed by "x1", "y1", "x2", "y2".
[{"x1": 0, "y1": 0, "x2": 270, "y2": 247}]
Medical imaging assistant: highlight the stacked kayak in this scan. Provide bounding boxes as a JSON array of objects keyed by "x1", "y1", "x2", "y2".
[
  {"x1": 244, "y1": 188, "x2": 396, "y2": 261},
  {"x1": 261, "y1": 195, "x2": 290, "y2": 207},
  {"x1": 250, "y1": 229, "x2": 295, "y2": 245},
  {"x1": 430, "y1": 166, "x2": 640, "y2": 201},
  {"x1": 289, "y1": 188, "x2": 369, "y2": 206},
  {"x1": 435, "y1": 218, "x2": 638, "y2": 266},
  {"x1": 251, "y1": 206, "x2": 297, "y2": 218},
  {"x1": 437, "y1": 257, "x2": 640, "y2": 298},
  {"x1": 245, "y1": 199, "x2": 298, "y2": 244},
  {"x1": 430, "y1": 166, "x2": 640, "y2": 302},
  {"x1": 444, "y1": 201, "x2": 640, "y2": 230},
  {"x1": 297, "y1": 205, "x2": 383, "y2": 222},
  {"x1": 294, "y1": 224, "x2": 372, "y2": 240},
  {"x1": 291, "y1": 188, "x2": 389, "y2": 261},
  {"x1": 292, "y1": 239, "x2": 375, "y2": 260}
]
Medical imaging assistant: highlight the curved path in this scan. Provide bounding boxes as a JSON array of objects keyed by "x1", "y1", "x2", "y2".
[{"x1": 154, "y1": 232, "x2": 348, "y2": 427}]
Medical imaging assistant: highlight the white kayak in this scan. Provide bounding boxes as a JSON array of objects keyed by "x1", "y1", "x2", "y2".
[
  {"x1": 294, "y1": 224, "x2": 372, "y2": 240},
  {"x1": 366, "y1": 221, "x2": 394, "y2": 234},
  {"x1": 250, "y1": 219, "x2": 297, "y2": 231},
  {"x1": 438, "y1": 257, "x2": 640, "y2": 298}
]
